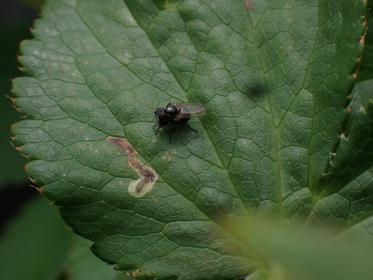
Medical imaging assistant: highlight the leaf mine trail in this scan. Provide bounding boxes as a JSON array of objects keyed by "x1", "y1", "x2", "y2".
[{"x1": 107, "y1": 136, "x2": 158, "y2": 198}]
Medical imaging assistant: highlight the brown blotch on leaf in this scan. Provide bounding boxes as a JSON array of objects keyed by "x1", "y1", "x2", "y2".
[
  {"x1": 107, "y1": 137, "x2": 158, "y2": 198},
  {"x1": 244, "y1": 0, "x2": 254, "y2": 11},
  {"x1": 107, "y1": 136, "x2": 135, "y2": 155}
]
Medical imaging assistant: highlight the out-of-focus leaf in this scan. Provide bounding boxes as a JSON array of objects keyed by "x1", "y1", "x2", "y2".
[
  {"x1": 0, "y1": 92, "x2": 26, "y2": 185},
  {"x1": 0, "y1": 196, "x2": 128, "y2": 280},
  {"x1": 0, "y1": 197, "x2": 72, "y2": 280},
  {"x1": 64, "y1": 237, "x2": 130, "y2": 280},
  {"x1": 230, "y1": 218, "x2": 373, "y2": 280},
  {"x1": 0, "y1": 25, "x2": 31, "y2": 185},
  {"x1": 20, "y1": 0, "x2": 46, "y2": 10}
]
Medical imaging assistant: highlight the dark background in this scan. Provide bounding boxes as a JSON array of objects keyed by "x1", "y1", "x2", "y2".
[{"x1": 0, "y1": 0, "x2": 45, "y2": 233}]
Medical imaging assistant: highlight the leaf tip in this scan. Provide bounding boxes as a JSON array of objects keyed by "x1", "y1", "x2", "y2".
[
  {"x1": 30, "y1": 183, "x2": 43, "y2": 193},
  {"x1": 359, "y1": 35, "x2": 365, "y2": 46}
]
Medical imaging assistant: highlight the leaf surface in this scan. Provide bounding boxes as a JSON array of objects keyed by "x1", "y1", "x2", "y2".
[
  {"x1": 358, "y1": 1, "x2": 373, "y2": 81},
  {"x1": 13, "y1": 0, "x2": 373, "y2": 279}
]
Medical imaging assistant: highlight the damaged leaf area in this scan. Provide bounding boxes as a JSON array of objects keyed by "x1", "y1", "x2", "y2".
[
  {"x1": 11, "y1": 0, "x2": 373, "y2": 279},
  {"x1": 107, "y1": 136, "x2": 158, "y2": 197}
]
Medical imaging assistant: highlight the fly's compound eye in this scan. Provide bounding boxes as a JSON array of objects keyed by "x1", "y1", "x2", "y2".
[
  {"x1": 165, "y1": 104, "x2": 179, "y2": 114},
  {"x1": 165, "y1": 106, "x2": 174, "y2": 113}
]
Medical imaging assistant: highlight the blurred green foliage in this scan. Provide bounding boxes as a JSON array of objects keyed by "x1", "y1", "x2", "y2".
[
  {"x1": 0, "y1": 197, "x2": 72, "y2": 280},
  {"x1": 0, "y1": 24, "x2": 30, "y2": 184},
  {"x1": 0, "y1": 197, "x2": 128, "y2": 280},
  {"x1": 20, "y1": 0, "x2": 45, "y2": 10},
  {"x1": 65, "y1": 238, "x2": 130, "y2": 280},
  {"x1": 230, "y1": 217, "x2": 373, "y2": 280}
]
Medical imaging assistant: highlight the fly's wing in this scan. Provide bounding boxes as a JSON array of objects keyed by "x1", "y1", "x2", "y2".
[{"x1": 176, "y1": 103, "x2": 206, "y2": 118}]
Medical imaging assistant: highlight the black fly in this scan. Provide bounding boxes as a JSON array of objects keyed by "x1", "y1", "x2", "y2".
[{"x1": 154, "y1": 103, "x2": 206, "y2": 143}]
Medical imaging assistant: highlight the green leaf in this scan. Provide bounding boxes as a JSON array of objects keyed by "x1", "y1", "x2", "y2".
[
  {"x1": 20, "y1": 0, "x2": 46, "y2": 10},
  {"x1": 309, "y1": 80, "x2": 373, "y2": 227},
  {"x1": 0, "y1": 196, "x2": 129, "y2": 280},
  {"x1": 63, "y1": 237, "x2": 130, "y2": 280},
  {"x1": 0, "y1": 197, "x2": 72, "y2": 280},
  {"x1": 0, "y1": 25, "x2": 30, "y2": 185},
  {"x1": 0, "y1": 92, "x2": 26, "y2": 185},
  {"x1": 317, "y1": 80, "x2": 373, "y2": 195},
  {"x1": 358, "y1": 1, "x2": 373, "y2": 81},
  {"x1": 12, "y1": 0, "x2": 373, "y2": 279},
  {"x1": 229, "y1": 217, "x2": 373, "y2": 280}
]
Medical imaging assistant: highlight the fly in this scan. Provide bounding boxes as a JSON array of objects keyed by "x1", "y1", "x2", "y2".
[{"x1": 154, "y1": 102, "x2": 206, "y2": 143}]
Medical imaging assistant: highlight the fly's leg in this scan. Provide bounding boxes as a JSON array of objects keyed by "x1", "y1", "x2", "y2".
[
  {"x1": 153, "y1": 124, "x2": 160, "y2": 135},
  {"x1": 169, "y1": 129, "x2": 175, "y2": 144},
  {"x1": 186, "y1": 123, "x2": 198, "y2": 133}
]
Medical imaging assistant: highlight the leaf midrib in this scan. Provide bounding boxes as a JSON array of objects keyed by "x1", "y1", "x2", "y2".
[{"x1": 243, "y1": 2, "x2": 322, "y2": 213}]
